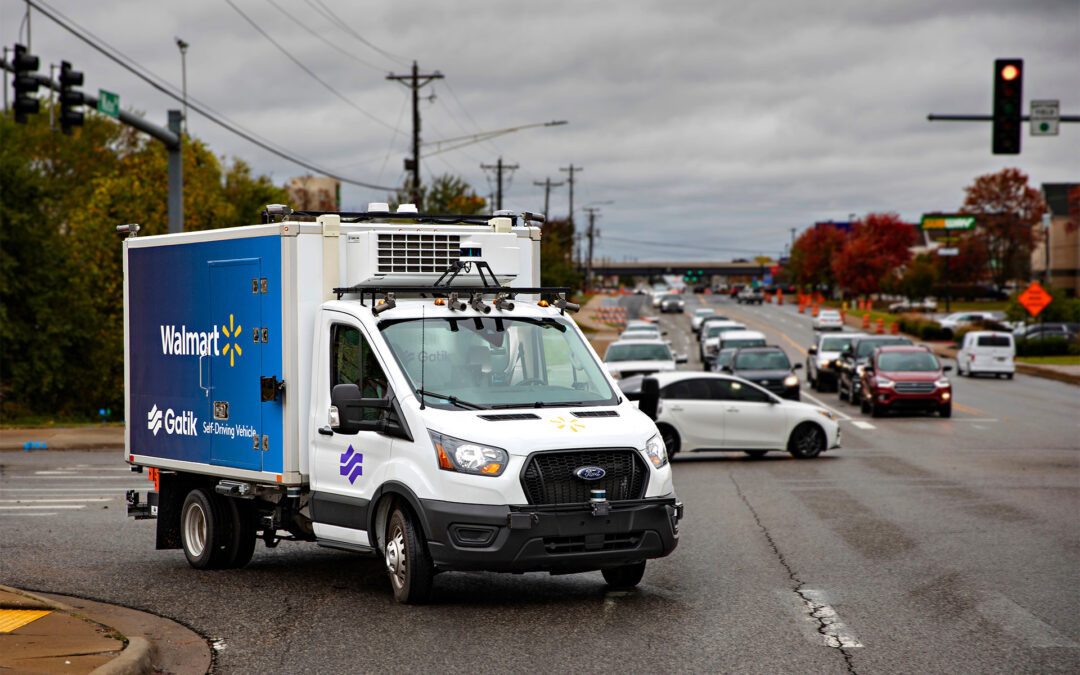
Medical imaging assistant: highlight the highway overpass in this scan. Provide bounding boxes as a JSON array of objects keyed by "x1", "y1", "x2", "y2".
[{"x1": 578, "y1": 260, "x2": 775, "y2": 278}]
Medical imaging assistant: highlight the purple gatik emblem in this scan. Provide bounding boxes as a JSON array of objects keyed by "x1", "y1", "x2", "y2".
[{"x1": 339, "y1": 445, "x2": 363, "y2": 484}]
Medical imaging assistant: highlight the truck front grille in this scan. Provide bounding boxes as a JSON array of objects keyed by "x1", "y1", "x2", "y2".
[
  {"x1": 520, "y1": 449, "x2": 648, "y2": 505},
  {"x1": 377, "y1": 233, "x2": 460, "y2": 273}
]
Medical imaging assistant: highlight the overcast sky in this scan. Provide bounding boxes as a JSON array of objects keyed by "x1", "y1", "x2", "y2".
[{"x1": 4, "y1": 0, "x2": 1077, "y2": 262}]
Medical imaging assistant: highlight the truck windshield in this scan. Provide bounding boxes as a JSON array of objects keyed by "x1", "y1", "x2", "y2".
[{"x1": 380, "y1": 317, "x2": 618, "y2": 410}]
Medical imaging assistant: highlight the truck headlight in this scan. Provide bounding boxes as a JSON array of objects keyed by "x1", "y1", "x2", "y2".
[
  {"x1": 642, "y1": 433, "x2": 668, "y2": 469},
  {"x1": 429, "y1": 431, "x2": 508, "y2": 476},
  {"x1": 783, "y1": 374, "x2": 799, "y2": 387}
]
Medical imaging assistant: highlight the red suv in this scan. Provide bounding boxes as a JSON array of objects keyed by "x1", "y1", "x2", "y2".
[{"x1": 858, "y1": 346, "x2": 953, "y2": 418}]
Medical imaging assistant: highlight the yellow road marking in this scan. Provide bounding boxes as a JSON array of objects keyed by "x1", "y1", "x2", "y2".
[{"x1": 0, "y1": 609, "x2": 52, "y2": 633}]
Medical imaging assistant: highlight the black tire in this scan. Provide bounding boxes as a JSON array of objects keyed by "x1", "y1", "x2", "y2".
[
  {"x1": 658, "y1": 424, "x2": 680, "y2": 457},
  {"x1": 788, "y1": 423, "x2": 825, "y2": 459},
  {"x1": 860, "y1": 395, "x2": 871, "y2": 414},
  {"x1": 602, "y1": 561, "x2": 646, "y2": 588},
  {"x1": 181, "y1": 488, "x2": 232, "y2": 570},
  {"x1": 940, "y1": 402, "x2": 952, "y2": 418},
  {"x1": 871, "y1": 402, "x2": 886, "y2": 418},
  {"x1": 1006, "y1": 373, "x2": 1014, "y2": 380},
  {"x1": 744, "y1": 450, "x2": 767, "y2": 459},
  {"x1": 385, "y1": 505, "x2": 434, "y2": 604},
  {"x1": 838, "y1": 380, "x2": 848, "y2": 402},
  {"x1": 224, "y1": 498, "x2": 257, "y2": 569}
]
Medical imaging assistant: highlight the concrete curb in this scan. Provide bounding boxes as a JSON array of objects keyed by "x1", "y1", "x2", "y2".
[{"x1": 90, "y1": 637, "x2": 156, "y2": 675}]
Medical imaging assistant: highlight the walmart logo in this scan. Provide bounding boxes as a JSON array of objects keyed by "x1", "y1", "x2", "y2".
[
  {"x1": 221, "y1": 314, "x2": 243, "y2": 367},
  {"x1": 549, "y1": 416, "x2": 585, "y2": 433},
  {"x1": 148, "y1": 404, "x2": 163, "y2": 436}
]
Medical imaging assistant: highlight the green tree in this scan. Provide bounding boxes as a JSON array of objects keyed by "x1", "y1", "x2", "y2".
[
  {"x1": 900, "y1": 255, "x2": 939, "y2": 301},
  {"x1": 392, "y1": 174, "x2": 486, "y2": 214},
  {"x1": 538, "y1": 218, "x2": 580, "y2": 289}
]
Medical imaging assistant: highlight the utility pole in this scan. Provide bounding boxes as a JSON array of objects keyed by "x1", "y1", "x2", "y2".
[
  {"x1": 533, "y1": 177, "x2": 564, "y2": 221},
  {"x1": 584, "y1": 206, "x2": 601, "y2": 291},
  {"x1": 480, "y1": 157, "x2": 519, "y2": 211},
  {"x1": 560, "y1": 164, "x2": 582, "y2": 227},
  {"x1": 387, "y1": 61, "x2": 443, "y2": 206}
]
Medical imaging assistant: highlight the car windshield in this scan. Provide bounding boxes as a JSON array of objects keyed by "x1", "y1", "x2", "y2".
[
  {"x1": 722, "y1": 338, "x2": 766, "y2": 349},
  {"x1": 706, "y1": 324, "x2": 743, "y2": 338},
  {"x1": 821, "y1": 336, "x2": 855, "y2": 351},
  {"x1": 715, "y1": 349, "x2": 737, "y2": 368},
  {"x1": 694, "y1": 309, "x2": 716, "y2": 318},
  {"x1": 379, "y1": 316, "x2": 617, "y2": 410},
  {"x1": 661, "y1": 294, "x2": 681, "y2": 302},
  {"x1": 605, "y1": 343, "x2": 674, "y2": 362},
  {"x1": 856, "y1": 338, "x2": 910, "y2": 358},
  {"x1": 877, "y1": 351, "x2": 940, "y2": 372},
  {"x1": 734, "y1": 350, "x2": 791, "y2": 370}
]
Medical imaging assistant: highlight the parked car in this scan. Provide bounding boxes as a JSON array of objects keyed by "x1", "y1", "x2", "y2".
[
  {"x1": 721, "y1": 346, "x2": 803, "y2": 400},
  {"x1": 888, "y1": 298, "x2": 938, "y2": 313},
  {"x1": 625, "y1": 372, "x2": 840, "y2": 459},
  {"x1": 619, "y1": 325, "x2": 665, "y2": 341},
  {"x1": 698, "y1": 320, "x2": 747, "y2": 370},
  {"x1": 811, "y1": 309, "x2": 844, "y2": 331},
  {"x1": 736, "y1": 288, "x2": 764, "y2": 305},
  {"x1": 1011, "y1": 323, "x2": 1078, "y2": 341},
  {"x1": 937, "y1": 311, "x2": 999, "y2": 338},
  {"x1": 835, "y1": 335, "x2": 914, "y2": 403},
  {"x1": 806, "y1": 332, "x2": 865, "y2": 392},
  {"x1": 690, "y1": 308, "x2": 718, "y2": 333},
  {"x1": 957, "y1": 331, "x2": 1015, "y2": 378},
  {"x1": 603, "y1": 339, "x2": 685, "y2": 379},
  {"x1": 659, "y1": 293, "x2": 686, "y2": 313},
  {"x1": 858, "y1": 345, "x2": 953, "y2": 418}
]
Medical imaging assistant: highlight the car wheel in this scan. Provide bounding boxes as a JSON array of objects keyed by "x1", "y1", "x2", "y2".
[
  {"x1": 385, "y1": 505, "x2": 435, "y2": 604},
  {"x1": 181, "y1": 488, "x2": 232, "y2": 570},
  {"x1": 871, "y1": 402, "x2": 886, "y2": 418},
  {"x1": 940, "y1": 402, "x2": 952, "y2": 418},
  {"x1": 1006, "y1": 373, "x2": 1014, "y2": 380},
  {"x1": 860, "y1": 395, "x2": 871, "y2": 414},
  {"x1": 658, "y1": 424, "x2": 680, "y2": 457},
  {"x1": 744, "y1": 450, "x2": 767, "y2": 459},
  {"x1": 601, "y1": 561, "x2": 646, "y2": 588},
  {"x1": 788, "y1": 423, "x2": 825, "y2": 459}
]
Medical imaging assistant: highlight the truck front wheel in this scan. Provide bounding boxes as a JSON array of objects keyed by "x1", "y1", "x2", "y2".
[
  {"x1": 602, "y1": 561, "x2": 646, "y2": 588},
  {"x1": 385, "y1": 506, "x2": 434, "y2": 604},
  {"x1": 181, "y1": 488, "x2": 232, "y2": 570}
]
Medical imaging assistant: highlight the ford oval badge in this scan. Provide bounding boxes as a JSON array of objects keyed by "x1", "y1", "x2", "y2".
[{"x1": 574, "y1": 466, "x2": 606, "y2": 481}]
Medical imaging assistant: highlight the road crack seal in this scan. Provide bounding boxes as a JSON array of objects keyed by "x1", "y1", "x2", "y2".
[{"x1": 730, "y1": 473, "x2": 860, "y2": 673}]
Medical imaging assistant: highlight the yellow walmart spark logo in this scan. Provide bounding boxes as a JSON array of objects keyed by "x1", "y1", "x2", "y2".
[
  {"x1": 221, "y1": 314, "x2": 243, "y2": 367},
  {"x1": 549, "y1": 416, "x2": 585, "y2": 433}
]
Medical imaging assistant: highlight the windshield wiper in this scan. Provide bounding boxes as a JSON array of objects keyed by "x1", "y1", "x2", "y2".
[
  {"x1": 416, "y1": 389, "x2": 485, "y2": 410},
  {"x1": 489, "y1": 400, "x2": 592, "y2": 409}
]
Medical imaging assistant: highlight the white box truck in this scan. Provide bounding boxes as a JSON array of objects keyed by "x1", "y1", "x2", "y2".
[{"x1": 123, "y1": 205, "x2": 682, "y2": 603}]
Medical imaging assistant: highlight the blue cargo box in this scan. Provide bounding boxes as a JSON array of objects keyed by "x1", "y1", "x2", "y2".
[{"x1": 125, "y1": 228, "x2": 286, "y2": 480}]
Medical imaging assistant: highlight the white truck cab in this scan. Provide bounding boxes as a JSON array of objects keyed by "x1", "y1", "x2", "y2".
[{"x1": 123, "y1": 206, "x2": 681, "y2": 603}]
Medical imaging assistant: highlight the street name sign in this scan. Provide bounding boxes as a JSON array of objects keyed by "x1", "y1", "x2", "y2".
[
  {"x1": 98, "y1": 90, "x2": 119, "y2": 118},
  {"x1": 937, "y1": 247, "x2": 959, "y2": 256},
  {"x1": 1030, "y1": 100, "x2": 1059, "y2": 136}
]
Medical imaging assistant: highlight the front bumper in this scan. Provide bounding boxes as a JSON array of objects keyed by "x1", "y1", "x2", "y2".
[
  {"x1": 870, "y1": 388, "x2": 951, "y2": 409},
  {"x1": 421, "y1": 495, "x2": 682, "y2": 573}
]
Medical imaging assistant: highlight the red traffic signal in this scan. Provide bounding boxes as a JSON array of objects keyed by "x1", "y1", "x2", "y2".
[{"x1": 992, "y1": 58, "x2": 1023, "y2": 154}]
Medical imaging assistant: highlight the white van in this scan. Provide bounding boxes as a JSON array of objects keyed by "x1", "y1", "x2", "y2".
[{"x1": 956, "y1": 331, "x2": 1015, "y2": 378}]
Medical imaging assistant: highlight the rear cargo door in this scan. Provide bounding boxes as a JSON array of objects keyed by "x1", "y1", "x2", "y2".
[{"x1": 209, "y1": 258, "x2": 263, "y2": 471}]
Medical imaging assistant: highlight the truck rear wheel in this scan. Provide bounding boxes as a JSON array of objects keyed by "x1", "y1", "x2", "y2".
[
  {"x1": 385, "y1": 506, "x2": 434, "y2": 604},
  {"x1": 602, "y1": 561, "x2": 646, "y2": 588},
  {"x1": 224, "y1": 498, "x2": 257, "y2": 569},
  {"x1": 181, "y1": 488, "x2": 232, "y2": 570}
]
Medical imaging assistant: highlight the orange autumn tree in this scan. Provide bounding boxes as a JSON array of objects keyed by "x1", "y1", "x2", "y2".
[{"x1": 832, "y1": 213, "x2": 916, "y2": 298}]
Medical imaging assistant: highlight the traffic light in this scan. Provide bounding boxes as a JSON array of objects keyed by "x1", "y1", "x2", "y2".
[
  {"x1": 11, "y1": 43, "x2": 41, "y2": 124},
  {"x1": 58, "y1": 61, "x2": 85, "y2": 134},
  {"x1": 992, "y1": 58, "x2": 1022, "y2": 154}
]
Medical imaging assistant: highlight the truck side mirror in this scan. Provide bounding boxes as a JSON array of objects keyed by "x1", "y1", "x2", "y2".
[
  {"x1": 331, "y1": 383, "x2": 392, "y2": 435},
  {"x1": 639, "y1": 377, "x2": 660, "y2": 421}
]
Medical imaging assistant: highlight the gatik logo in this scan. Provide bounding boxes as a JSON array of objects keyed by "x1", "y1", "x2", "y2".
[{"x1": 147, "y1": 405, "x2": 199, "y2": 437}]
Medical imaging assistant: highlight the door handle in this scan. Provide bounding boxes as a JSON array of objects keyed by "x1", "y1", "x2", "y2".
[
  {"x1": 198, "y1": 354, "x2": 210, "y2": 397},
  {"x1": 318, "y1": 426, "x2": 334, "y2": 436}
]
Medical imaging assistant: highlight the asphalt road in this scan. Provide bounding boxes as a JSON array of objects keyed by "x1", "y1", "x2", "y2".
[{"x1": 1, "y1": 296, "x2": 1077, "y2": 674}]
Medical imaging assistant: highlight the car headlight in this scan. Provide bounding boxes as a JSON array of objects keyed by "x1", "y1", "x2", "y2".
[
  {"x1": 855, "y1": 365, "x2": 867, "y2": 376},
  {"x1": 815, "y1": 409, "x2": 837, "y2": 421},
  {"x1": 783, "y1": 374, "x2": 799, "y2": 387},
  {"x1": 643, "y1": 433, "x2": 668, "y2": 469},
  {"x1": 429, "y1": 431, "x2": 508, "y2": 476},
  {"x1": 875, "y1": 376, "x2": 894, "y2": 387},
  {"x1": 817, "y1": 358, "x2": 831, "y2": 368},
  {"x1": 935, "y1": 377, "x2": 950, "y2": 387}
]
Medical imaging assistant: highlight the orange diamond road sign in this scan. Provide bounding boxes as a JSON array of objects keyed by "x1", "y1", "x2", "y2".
[{"x1": 1018, "y1": 281, "x2": 1052, "y2": 317}]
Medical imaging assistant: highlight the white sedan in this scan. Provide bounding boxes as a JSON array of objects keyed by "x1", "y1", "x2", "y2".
[
  {"x1": 642, "y1": 371, "x2": 841, "y2": 459},
  {"x1": 812, "y1": 309, "x2": 844, "y2": 331}
]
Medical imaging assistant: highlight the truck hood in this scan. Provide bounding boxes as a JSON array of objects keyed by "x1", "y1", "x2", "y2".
[{"x1": 419, "y1": 402, "x2": 659, "y2": 456}]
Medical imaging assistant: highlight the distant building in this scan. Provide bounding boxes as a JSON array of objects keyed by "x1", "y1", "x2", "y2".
[
  {"x1": 287, "y1": 176, "x2": 341, "y2": 211},
  {"x1": 1031, "y1": 183, "x2": 1079, "y2": 297}
]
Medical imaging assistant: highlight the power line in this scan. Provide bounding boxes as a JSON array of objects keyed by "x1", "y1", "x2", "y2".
[
  {"x1": 223, "y1": 0, "x2": 397, "y2": 132},
  {"x1": 304, "y1": 0, "x2": 409, "y2": 67},
  {"x1": 25, "y1": 0, "x2": 396, "y2": 190},
  {"x1": 263, "y1": 0, "x2": 387, "y2": 73},
  {"x1": 601, "y1": 234, "x2": 779, "y2": 255}
]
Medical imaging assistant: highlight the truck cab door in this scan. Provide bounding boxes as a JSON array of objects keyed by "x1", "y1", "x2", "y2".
[{"x1": 309, "y1": 315, "x2": 396, "y2": 550}]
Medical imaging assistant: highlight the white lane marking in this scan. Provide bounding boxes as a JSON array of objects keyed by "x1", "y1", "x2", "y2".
[
  {"x1": 56, "y1": 467, "x2": 132, "y2": 472},
  {"x1": 0, "y1": 505, "x2": 87, "y2": 510},
  {"x1": 977, "y1": 593, "x2": 1078, "y2": 648},
  {"x1": 0, "y1": 498, "x2": 112, "y2": 503},
  {"x1": 0, "y1": 488, "x2": 144, "y2": 493},
  {"x1": 801, "y1": 589, "x2": 863, "y2": 649},
  {"x1": 34, "y1": 470, "x2": 79, "y2": 475},
  {"x1": 851, "y1": 421, "x2": 876, "y2": 430},
  {"x1": 0, "y1": 512, "x2": 59, "y2": 517},
  {"x1": 800, "y1": 391, "x2": 853, "y2": 421}
]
